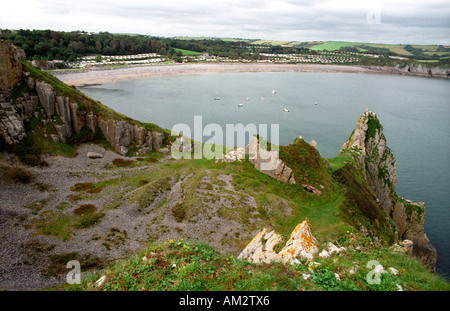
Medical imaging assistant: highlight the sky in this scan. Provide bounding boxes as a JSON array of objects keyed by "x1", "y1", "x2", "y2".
[{"x1": 1, "y1": 0, "x2": 449, "y2": 45}]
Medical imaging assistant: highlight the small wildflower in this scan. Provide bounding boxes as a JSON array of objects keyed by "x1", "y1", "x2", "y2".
[{"x1": 169, "y1": 239, "x2": 174, "y2": 243}]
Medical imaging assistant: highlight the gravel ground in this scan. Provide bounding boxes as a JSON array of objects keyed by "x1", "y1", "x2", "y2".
[
  {"x1": 0, "y1": 144, "x2": 129, "y2": 290},
  {"x1": 0, "y1": 143, "x2": 265, "y2": 290}
]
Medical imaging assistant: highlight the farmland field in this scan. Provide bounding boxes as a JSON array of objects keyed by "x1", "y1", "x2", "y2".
[
  {"x1": 308, "y1": 41, "x2": 357, "y2": 51},
  {"x1": 173, "y1": 48, "x2": 202, "y2": 56}
]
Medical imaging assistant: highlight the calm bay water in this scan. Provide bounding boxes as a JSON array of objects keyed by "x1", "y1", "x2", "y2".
[{"x1": 81, "y1": 72, "x2": 450, "y2": 279}]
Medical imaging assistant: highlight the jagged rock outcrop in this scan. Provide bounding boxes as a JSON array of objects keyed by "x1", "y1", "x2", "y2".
[
  {"x1": 15, "y1": 92, "x2": 39, "y2": 122},
  {"x1": 0, "y1": 40, "x2": 167, "y2": 156},
  {"x1": 340, "y1": 109, "x2": 397, "y2": 215},
  {"x1": 238, "y1": 219, "x2": 319, "y2": 265},
  {"x1": 340, "y1": 109, "x2": 437, "y2": 268},
  {"x1": 0, "y1": 102, "x2": 26, "y2": 144},
  {"x1": 36, "y1": 81, "x2": 57, "y2": 117},
  {"x1": 218, "y1": 135, "x2": 296, "y2": 184}
]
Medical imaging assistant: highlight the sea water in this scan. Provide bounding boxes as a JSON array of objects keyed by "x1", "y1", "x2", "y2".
[{"x1": 80, "y1": 72, "x2": 450, "y2": 279}]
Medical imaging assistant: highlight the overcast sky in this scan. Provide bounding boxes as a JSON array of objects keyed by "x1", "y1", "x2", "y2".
[{"x1": 1, "y1": 0, "x2": 449, "y2": 45}]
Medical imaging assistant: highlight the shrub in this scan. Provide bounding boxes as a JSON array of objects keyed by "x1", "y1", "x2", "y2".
[
  {"x1": 1, "y1": 163, "x2": 34, "y2": 183},
  {"x1": 73, "y1": 204, "x2": 97, "y2": 215},
  {"x1": 112, "y1": 158, "x2": 134, "y2": 167}
]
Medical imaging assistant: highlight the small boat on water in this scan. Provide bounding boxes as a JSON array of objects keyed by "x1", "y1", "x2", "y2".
[
  {"x1": 244, "y1": 98, "x2": 249, "y2": 101},
  {"x1": 314, "y1": 101, "x2": 318, "y2": 105},
  {"x1": 214, "y1": 97, "x2": 221, "y2": 100},
  {"x1": 272, "y1": 90, "x2": 277, "y2": 94},
  {"x1": 238, "y1": 103, "x2": 244, "y2": 107},
  {"x1": 261, "y1": 97, "x2": 266, "y2": 100},
  {"x1": 282, "y1": 108, "x2": 289, "y2": 112}
]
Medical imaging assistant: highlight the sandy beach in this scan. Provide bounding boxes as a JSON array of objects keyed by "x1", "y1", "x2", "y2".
[{"x1": 52, "y1": 63, "x2": 383, "y2": 87}]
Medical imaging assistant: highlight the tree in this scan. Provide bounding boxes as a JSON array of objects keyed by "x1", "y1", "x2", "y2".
[{"x1": 68, "y1": 41, "x2": 85, "y2": 54}]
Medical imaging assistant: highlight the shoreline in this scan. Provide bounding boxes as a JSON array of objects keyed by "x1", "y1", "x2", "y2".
[{"x1": 50, "y1": 62, "x2": 444, "y2": 87}]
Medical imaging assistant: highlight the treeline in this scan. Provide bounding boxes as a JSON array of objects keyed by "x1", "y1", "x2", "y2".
[
  {"x1": 166, "y1": 38, "x2": 311, "y2": 59},
  {"x1": 403, "y1": 44, "x2": 450, "y2": 60},
  {"x1": 339, "y1": 45, "x2": 396, "y2": 56},
  {"x1": 0, "y1": 29, "x2": 168, "y2": 61},
  {"x1": 0, "y1": 29, "x2": 311, "y2": 62},
  {"x1": 163, "y1": 37, "x2": 253, "y2": 59}
]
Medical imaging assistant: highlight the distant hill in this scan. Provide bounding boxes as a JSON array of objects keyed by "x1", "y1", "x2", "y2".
[{"x1": 249, "y1": 40, "x2": 450, "y2": 61}]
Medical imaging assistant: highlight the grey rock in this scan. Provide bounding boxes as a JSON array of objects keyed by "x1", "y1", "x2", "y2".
[
  {"x1": 392, "y1": 202, "x2": 407, "y2": 237},
  {"x1": 133, "y1": 125, "x2": 147, "y2": 145},
  {"x1": 26, "y1": 76, "x2": 35, "y2": 89},
  {"x1": 86, "y1": 113, "x2": 98, "y2": 133},
  {"x1": 87, "y1": 152, "x2": 103, "y2": 159},
  {"x1": 151, "y1": 130, "x2": 165, "y2": 151},
  {"x1": 50, "y1": 134, "x2": 59, "y2": 143},
  {"x1": 36, "y1": 81, "x2": 56, "y2": 117},
  {"x1": 0, "y1": 102, "x2": 27, "y2": 144}
]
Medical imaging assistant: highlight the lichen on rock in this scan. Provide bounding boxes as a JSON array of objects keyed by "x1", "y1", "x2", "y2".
[{"x1": 238, "y1": 219, "x2": 319, "y2": 265}]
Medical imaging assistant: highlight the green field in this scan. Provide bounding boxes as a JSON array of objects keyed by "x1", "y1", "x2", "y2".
[
  {"x1": 308, "y1": 41, "x2": 357, "y2": 51},
  {"x1": 173, "y1": 48, "x2": 202, "y2": 56}
]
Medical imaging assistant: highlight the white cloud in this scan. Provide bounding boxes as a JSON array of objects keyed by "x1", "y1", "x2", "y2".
[{"x1": 1, "y1": 0, "x2": 449, "y2": 44}]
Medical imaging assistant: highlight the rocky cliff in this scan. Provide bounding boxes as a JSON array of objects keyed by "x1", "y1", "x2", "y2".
[
  {"x1": 0, "y1": 40, "x2": 25, "y2": 98},
  {"x1": 340, "y1": 109, "x2": 437, "y2": 268},
  {"x1": 366, "y1": 63, "x2": 450, "y2": 78},
  {"x1": 0, "y1": 40, "x2": 168, "y2": 157}
]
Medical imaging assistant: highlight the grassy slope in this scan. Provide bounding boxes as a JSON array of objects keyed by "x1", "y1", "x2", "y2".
[
  {"x1": 68, "y1": 237, "x2": 449, "y2": 291},
  {"x1": 173, "y1": 48, "x2": 202, "y2": 56}
]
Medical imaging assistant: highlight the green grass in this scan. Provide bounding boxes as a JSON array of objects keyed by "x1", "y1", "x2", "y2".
[
  {"x1": 35, "y1": 208, "x2": 105, "y2": 241},
  {"x1": 306, "y1": 41, "x2": 449, "y2": 60},
  {"x1": 327, "y1": 149, "x2": 353, "y2": 174},
  {"x1": 173, "y1": 48, "x2": 201, "y2": 56},
  {"x1": 279, "y1": 137, "x2": 334, "y2": 192},
  {"x1": 67, "y1": 238, "x2": 449, "y2": 291},
  {"x1": 309, "y1": 41, "x2": 358, "y2": 51}
]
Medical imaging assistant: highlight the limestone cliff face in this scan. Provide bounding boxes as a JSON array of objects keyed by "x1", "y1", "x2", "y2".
[
  {"x1": 340, "y1": 109, "x2": 437, "y2": 268},
  {"x1": 368, "y1": 63, "x2": 450, "y2": 78},
  {"x1": 340, "y1": 109, "x2": 397, "y2": 215},
  {"x1": 0, "y1": 39, "x2": 25, "y2": 99},
  {"x1": 0, "y1": 40, "x2": 166, "y2": 156},
  {"x1": 0, "y1": 41, "x2": 27, "y2": 144},
  {"x1": 402, "y1": 63, "x2": 450, "y2": 78}
]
